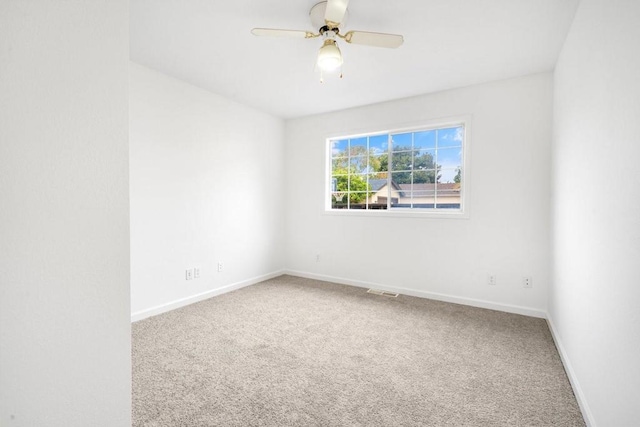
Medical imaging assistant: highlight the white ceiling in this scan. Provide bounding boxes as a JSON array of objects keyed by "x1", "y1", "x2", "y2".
[{"x1": 130, "y1": 0, "x2": 579, "y2": 119}]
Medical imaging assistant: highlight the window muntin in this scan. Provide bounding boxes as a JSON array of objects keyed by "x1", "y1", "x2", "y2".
[{"x1": 328, "y1": 123, "x2": 465, "y2": 212}]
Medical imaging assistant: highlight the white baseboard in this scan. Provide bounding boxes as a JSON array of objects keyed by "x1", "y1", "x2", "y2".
[
  {"x1": 546, "y1": 315, "x2": 596, "y2": 427},
  {"x1": 131, "y1": 270, "x2": 285, "y2": 322},
  {"x1": 284, "y1": 270, "x2": 547, "y2": 319}
]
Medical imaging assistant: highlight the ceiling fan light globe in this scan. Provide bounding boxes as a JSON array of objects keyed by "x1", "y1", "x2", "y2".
[
  {"x1": 318, "y1": 56, "x2": 342, "y2": 71},
  {"x1": 317, "y1": 40, "x2": 343, "y2": 72}
]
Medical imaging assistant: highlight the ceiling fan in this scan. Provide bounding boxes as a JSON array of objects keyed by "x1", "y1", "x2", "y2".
[{"x1": 251, "y1": 0, "x2": 404, "y2": 81}]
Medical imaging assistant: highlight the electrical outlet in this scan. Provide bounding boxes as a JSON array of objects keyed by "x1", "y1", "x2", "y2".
[
  {"x1": 488, "y1": 275, "x2": 497, "y2": 286},
  {"x1": 523, "y1": 276, "x2": 533, "y2": 288},
  {"x1": 186, "y1": 269, "x2": 193, "y2": 280},
  {"x1": 194, "y1": 267, "x2": 200, "y2": 279},
  {"x1": 217, "y1": 262, "x2": 223, "y2": 273}
]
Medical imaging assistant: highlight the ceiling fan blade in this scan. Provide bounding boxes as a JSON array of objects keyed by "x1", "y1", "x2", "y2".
[
  {"x1": 324, "y1": 0, "x2": 349, "y2": 28},
  {"x1": 251, "y1": 28, "x2": 318, "y2": 39},
  {"x1": 343, "y1": 30, "x2": 404, "y2": 48}
]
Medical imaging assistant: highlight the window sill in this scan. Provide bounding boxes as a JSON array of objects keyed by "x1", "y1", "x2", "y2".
[{"x1": 323, "y1": 209, "x2": 470, "y2": 220}]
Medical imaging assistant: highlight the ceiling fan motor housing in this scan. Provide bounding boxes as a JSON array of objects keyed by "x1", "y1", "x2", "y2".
[{"x1": 310, "y1": 1, "x2": 349, "y2": 30}]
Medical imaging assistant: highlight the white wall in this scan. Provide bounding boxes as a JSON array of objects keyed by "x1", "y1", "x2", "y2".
[
  {"x1": 129, "y1": 63, "x2": 285, "y2": 319},
  {"x1": 0, "y1": 2, "x2": 131, "y2": 426},
  {"x1": 284, "y1": 73, "x2": 553, "y2": 316},
  {"x1": 550, "y1": 0, "x2": 640, "y2": 425}
]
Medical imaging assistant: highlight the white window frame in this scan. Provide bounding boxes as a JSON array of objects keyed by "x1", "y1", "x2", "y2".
[{"x1": 324, "y1": 117, "x2": 471, "y2": 219}]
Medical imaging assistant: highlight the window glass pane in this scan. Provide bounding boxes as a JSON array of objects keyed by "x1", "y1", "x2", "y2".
[
  {"x1": 389, "y1": 175, "x2": 407, "y2": 207},
  {"x1": 436, "y1": 147, "x2": 462, "y2": 173},
  {"x1": 331, "y1": 192, "x2": 348, "y2": 209},
  {"x1": 412, "y1": 186, "x2": 436, "y2": 199},
  {"x1": 439, "y1": 168, "x2": 461, "y2": 184},
  {"x1": 368, "y1": 174, "x2": 389, "y2": 208},
  {"x1": 413, "y1": 170, "x2": 437, "y2": 184},
  {"x1": 367, "y1": 203, "x2": 387, "y2": 210},
  {"x1": 369, "y1": 170, "x2": 388, "y2": 181},
  {"x1": 410, "y1": 191, "x2": 436, "y2": 209},
  {"x1": 396, "y1": 182, "x2": 412, "y2": 193},
  {"x1": 391, "y1": 171, "x2": 412, "y2": 186},
  {"x1": 435, "y1": 182, "x2": 461, "y2": 208},
  {"x1": 368, "y1": 188, "x2": 388, "y2": 207},
  {"x1": 331, "y1": 139, "x2": 349, "y2": 157},
  {"x1": 391, "y1": 200, "x2": 411, "y2": 209},
  {"x1": 349, "y1": 174, "x2": 369, "y2": 193},
  {"x1": 368, "y1": 176, "x2": 388, "y2": 194},
  {"x1": 349, "y1": 192, "x2": 368, "y2": 207},
  {"x1": 349, "y1": 137, "x2": 368, "y2": 156},
  {"x1": 414, "y1": 130, "x2": 436, "y2": 149},
  {"x1": 389, "y1": 196, "x2": 405, "y2": 208},
  {"x1": 331, "y1": 175, "x2": 349, "y2": 194},
  {"x1": 349, "y1": 156, "x2": 368, "y2": 174},
  {"x1": 437, "y1": 126, "x2": 464, "y2": 148},
  {"x1": 391, "y1": 151, "x2": 413, "y2": 172},
  {"x1": 435, "y1": 203, "x2": 461, "y2": 209},
  {"x1": 331, "y1": 158, "x2": 349, "y2": 173},
  {"x1": 369, "y1": 134, "x2": 388, "y2": 155},
  {"x1": 370, "y1": 154, "x2": 388, "y2": 175},
  {"x1": 391, "y1": 133, "x2": 412, "y2": 152},
  {"x1": 414, "y1": 150, "x2": 437, "y2": 174}
]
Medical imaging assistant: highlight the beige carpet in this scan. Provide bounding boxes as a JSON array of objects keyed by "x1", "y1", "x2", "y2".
[{"x1": 132, "y1": 275, "x2": 585, "y2": 426}]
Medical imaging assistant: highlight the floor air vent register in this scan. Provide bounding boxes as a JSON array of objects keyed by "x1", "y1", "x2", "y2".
[{"x1": 367, "y1": 289, "x2": 399, "y2": 298}]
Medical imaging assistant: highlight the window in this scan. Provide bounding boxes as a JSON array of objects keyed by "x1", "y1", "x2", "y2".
[{"x1": 328, "y1": 121, "x2": 466, "y2": 214}]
